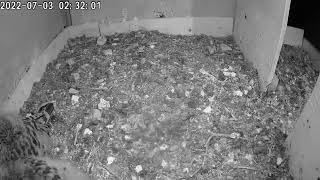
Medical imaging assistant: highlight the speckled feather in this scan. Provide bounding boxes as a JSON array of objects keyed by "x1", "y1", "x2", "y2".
[
  {"x1": 2, "y1": 156, "x2": 90, "y2": 180},
  {"x1": 0, "y1": 102, "x2": 55, "y2": 164},
  {"x1": 0, "y1": 102, "x2": 90, "y2": 180}
]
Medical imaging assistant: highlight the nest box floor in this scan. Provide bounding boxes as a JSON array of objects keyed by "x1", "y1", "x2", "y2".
[{"x1": 20, "y1": 30, "x2": 318, "y2": 180}]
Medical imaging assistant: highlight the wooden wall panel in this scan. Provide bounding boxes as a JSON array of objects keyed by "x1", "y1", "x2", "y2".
[{"x1": 233, "y1": 0, "x2": 291, "y2": 91}]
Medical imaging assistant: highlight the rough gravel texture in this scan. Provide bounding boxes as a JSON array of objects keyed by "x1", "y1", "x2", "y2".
[{"x1": 20, "y1": 30, "x2": 319, "y2": 180}]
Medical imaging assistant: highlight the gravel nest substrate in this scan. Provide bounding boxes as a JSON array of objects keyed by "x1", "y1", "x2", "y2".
[{"x1": 20, "y1": 30, "x2": 319, "y2": 180}]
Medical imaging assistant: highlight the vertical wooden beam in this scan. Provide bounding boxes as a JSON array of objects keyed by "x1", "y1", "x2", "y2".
[
  {"x1": 233, "y1": 0, "x2": 291, "y2": 91},
  {"x1": 288, "y1": 77, "x2": 320, "y2": 179}
]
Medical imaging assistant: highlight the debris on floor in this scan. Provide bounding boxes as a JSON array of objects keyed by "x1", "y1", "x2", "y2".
[{"x1": 20, "y1": 30, "x2": 319, "y2": 180}]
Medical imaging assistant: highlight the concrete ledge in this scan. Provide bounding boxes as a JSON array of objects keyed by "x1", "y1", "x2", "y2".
[
  {"x1": 283, "y1": 26, "x2": 304, "y2": 47},
  {"x1": 0, "y1": 16, "x2": 233, "y2": 113},
  {"x1": 100, "y1": 17, "x2": 233, "y2": 37}
]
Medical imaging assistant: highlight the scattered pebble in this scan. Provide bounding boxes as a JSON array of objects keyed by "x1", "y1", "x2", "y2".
[
  {"x1": 138, "y1": 46, "x2": 145, "y2": 53},
  {"x1": 208, "y1": 46, "x2": 217, "y2": 54},
  {"x1": 76, "y1": 124, "x2": 83, "y2": 131},
  {"x1": 230, "y1": 132, "x2": 240, "y2": 139},
  {"x1": 97, "y1": 36, "x2": 107, "y2": 46},
  {"x1": 72, "y1": 73, "x2": 80, "y2": 81},
  {"x1": 54, "y1": 147, "x2": 60, "y2": 153},
  {"x1": 277, "y1": 157, "x2": 283, "y2": 165},
  {"x1": 169, "y1": 145, "x2": 179, "y2": 151},
  {"x1": 255, "y1": 128, "x2": 263, "y2": 134},
  {"x1": 69, "y1": 88, "x2": 79, "y2": 94},
  {"x1": 220, "y1": 43, "x2": 232, "y2": 51},
  {"x1": 71, "y1": 95, "x2": 79, "y2": 105},
  {"x1": 66, "y1": 58, "x2": 75, "y2": 66},
  {"x1": 214, "y1": 143, "x2": 221, "y2": 152},
  {"x1": 203, "y1": 106, "x2": 212, "y2": 114},
  {"x1": 223, "y1": 71, "x2": 236, "y2": 77},
  {"x1": 83, "y1": 128, "x2": 93, "y2": 135},
  {"x1": 245, "y1": 154, "x2": 253, "y2": 163},
  {"x1": 233, "y1": 90, "x2": 243, "y2": 97},
  {"x1": 124, "y1": 135, "x2": 132, "y2": 140},
  {"x1": 218, "y1": 71, "x2": 226, "y2": 81},
  {"x1": 135, "y1": 165, "x2": 143, "y2": 173},
  {"x1": 98, "y1": 98, "x2": 109, "y2": 109},
  {"x1": 107, "y1": 157, "x2": 116, "y2": 165},
  {"x1": 200, "y1": 89, "x2": 205, "y2": 97},
  {"x1": 181, "y1": 141, "x2": 187, "y2": 148},
  {"x1": 249, "y1": 79, "x2": 255, "y2": 85},
  {"x1": 103, "y1": 49, "x2": 113, "y2": 56},
  {"x1": 160, "y1": 144, "x2": 169, "y2": 150},
  {"x1": 226, "y1": 176, "x2": 234, "y2": 180},
  {"x1": 183, "y1": 168, "x2": 189, "y2": 173},
  {"x1": 150, "y1": 44, "x2": 156, "y2": 49},
  {"x1": 121, "y1": 124, "x2": 131, "y2": 132},
  {"x1": 131, "y1": 174, "x2": 138, "y2": 180},
  {"x1": 170, "y1": 163, "x2": 176, "y2": 169},
  {"x1": 185, "y1": 90, "x2": 190, "y2": 97},
  {"x1": 106, "y1": 124, "x2": 114, "y2": 129},
  {"x1": 91, "y1": 109, "x2": 101, "y2": 119},
  {"x1": 97, "y1": 78, "x2": 105, "y2": 83},
  {"x1": 208, "y1": 96, "x2": 215, "y2": 102},
  {"x1": 226, "y1": 152, "x2": 235, "y2": 163},
  {"x1": 161, "y1": 160, "x2": 168, "y2": 168},
  {"x1": 55, "y1": 63, "x2": 61, "y2": 69}
]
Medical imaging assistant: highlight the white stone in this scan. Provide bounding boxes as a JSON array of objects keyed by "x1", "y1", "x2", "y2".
[
  {"x1": 106, "y1": 124, "x2": 114, "y2": 129},
  {"x1": 220, "y1": 43, "x2": 232, "y2": 51},
  {"x1": 69, "y1": 88, "x2": 79, "y2": 94},
  {"x1": 107, "y1": 156, "x2": 116, "y2": 165},
  {"x1": 135, "y1": 165, "x2": 143, "y2": 173},
  {"x1": 71, "y1": 95, "x2": 79, "y2": 105},
  {"x1": 103, "y1": 49, "x2": 113, "y2": 56},
  {"x1": 124, "y1": 135, "x2": 132, "y2": 140},
  {"x1": 203, "y1": 106, "x2": 212, "y2": 114},
  {"x1": 83, "y1": 128, "x2": 93, "y2": 135},
  {"x1": 76, "y1": 123, "x2": 83, "y2": 131},
  {"x1": 55, "y1": 63, "x2": 61, "y2": 69},
  {"x1": 233, "y1": 90, "x2": 243, "y2": 97},
  {"x1": 160, "y1": 144, "x2": 169, "y2": 150},
  {"x1": 277, "y1": 157, "x2": 283, "y2": 165},
  {"x1": 200, "y1": 89, "x2": 205, "y2": 97},
  {"x1": 92, "y1": 109, "x2": 102, "y2": 119},
  {"x1": 72, "y1": 73, "x2": 80, "y2": 81},
  {"x1": 161, "y1": 160, "x2": 168, "y2": 168},
  {"x1": 98, "y1": 98, "x2": 109, "y2": 109},
  {"x1": 97, "y1": 36, "x2": 107, "y2": 46}
]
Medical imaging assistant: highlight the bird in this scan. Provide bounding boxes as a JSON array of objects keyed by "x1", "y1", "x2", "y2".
[
  {"x1": 0, "y1": 102, "x2": 91, "y2": 180},
  {"x1": 1, "y1": 156, "x2": 90, "y2": 180},
  {"x1": 0, "y1": 102, "x2": 55, "y2": 164}
]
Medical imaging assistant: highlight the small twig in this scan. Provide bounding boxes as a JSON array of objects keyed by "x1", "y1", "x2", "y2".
[
  {"x1": 224, "y1": 106, "x2": 237, "y2": 120},
  {"x1": 86, "y1": 142, "x2": 98, "y2": 162},
  {"x1": 73, "y1": 129, "x2": 79, "y2": 145},
  {"x1": 98, "y1": 22, "x2": 102, "y2": 36},
  {"x1": 209, "y1": 132, "x2": 248, "y2": 140},
  {"x1": 89, "y1": 87, "x2": 111, "y2": 90},
  {"x1": 189, "y1": 134, "x2": 215, "y2": 178},
  {"x1": 78, "y1": 86, "x2": 111, "y2": 91},
  {"x1": 234, "y1": 166, "x2": 260, "y2": 171},
  {"x1": 98, "y1": 162, "x2": 120, "y2": 180},
  {"x1": 74, "y1": 124, "x2": 82, "y2": 145}
]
